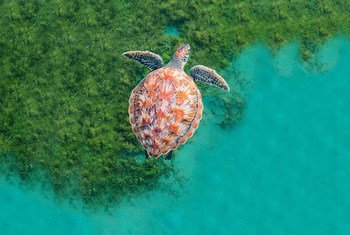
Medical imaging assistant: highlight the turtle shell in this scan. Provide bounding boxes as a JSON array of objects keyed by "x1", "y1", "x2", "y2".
[{"x1": 129, "y1": 67, "x2": 203, "y2": 158}]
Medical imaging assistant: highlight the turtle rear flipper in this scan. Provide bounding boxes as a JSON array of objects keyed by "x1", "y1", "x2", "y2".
[
  {"x1": 123, "y1": 51, "x2": 164, "y2": 71},
  {"x1": 189, "y1": 65, "x2": 230, "y2": 91},
  {"x1": 164, "y1": 150, "x2": 174, "y2": 160}
]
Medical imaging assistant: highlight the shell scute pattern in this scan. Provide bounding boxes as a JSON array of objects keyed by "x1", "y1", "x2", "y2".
[{"x1": 129, "y1": 67, "x2": 203, "y2": 158}]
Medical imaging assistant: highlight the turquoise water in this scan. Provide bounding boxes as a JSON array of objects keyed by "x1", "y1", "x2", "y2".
[
  {"x1": 1, "y1": 37, "x2": 350, "y2": 234},
  {"x1": 164, "y1": 26, "x2": 180, "y2": 37}
]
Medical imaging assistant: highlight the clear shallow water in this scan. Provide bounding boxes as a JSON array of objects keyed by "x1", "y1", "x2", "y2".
[
  {"x1": 1, "y1": 37, "x2": 350, "y2": 234},
  {"x1": 164, "y1": 26, "x2": 180, "y2": 37}
]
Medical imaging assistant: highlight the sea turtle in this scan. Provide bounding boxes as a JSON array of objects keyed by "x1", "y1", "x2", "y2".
[{"x1": 123, "y1": 44, "x2": 229, "y2": 159}]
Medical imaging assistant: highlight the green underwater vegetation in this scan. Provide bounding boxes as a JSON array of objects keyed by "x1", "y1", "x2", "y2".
[{"x1": 0, "y1": 0, "x2": 349, "y2": 209}]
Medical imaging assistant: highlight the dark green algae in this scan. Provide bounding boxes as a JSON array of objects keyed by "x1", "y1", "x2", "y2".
[{"x1": 0, "y1": 0, "x2": 349, "y2": 209}]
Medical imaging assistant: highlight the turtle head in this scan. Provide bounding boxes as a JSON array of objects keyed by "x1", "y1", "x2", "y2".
[{"x1": 169, "y1": 44, "x2": 190, "y2": 69}]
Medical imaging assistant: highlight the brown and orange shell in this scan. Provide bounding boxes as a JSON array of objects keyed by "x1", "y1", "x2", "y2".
[{"x1": 129, "y1": 67, "x2": 203, "y2": 158}]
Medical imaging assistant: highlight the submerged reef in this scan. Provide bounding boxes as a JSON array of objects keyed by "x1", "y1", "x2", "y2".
[{"x1": 0, "y1": 1, "x2": 349, "y2": 208}]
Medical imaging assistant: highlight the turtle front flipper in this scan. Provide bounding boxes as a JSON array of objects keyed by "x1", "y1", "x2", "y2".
[
  {"x1": 123, "y1": 51, "x2": 164, "y2": 71},
  {"x1": 189, "y1": 65, "x2": 230, "y2": 91}
]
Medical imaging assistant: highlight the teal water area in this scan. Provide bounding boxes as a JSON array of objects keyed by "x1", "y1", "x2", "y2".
[
  {"x1": 164, "y1": 25, "x2": 180, "y2": 37},
  {"x1": 1, "y1": 37, "x2": 350, "y2": 234}
]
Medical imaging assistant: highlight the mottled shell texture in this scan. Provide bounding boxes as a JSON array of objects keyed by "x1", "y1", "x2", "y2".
[{"x1": 129, "y1": 67, "x2": 203, "y2": 158}]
